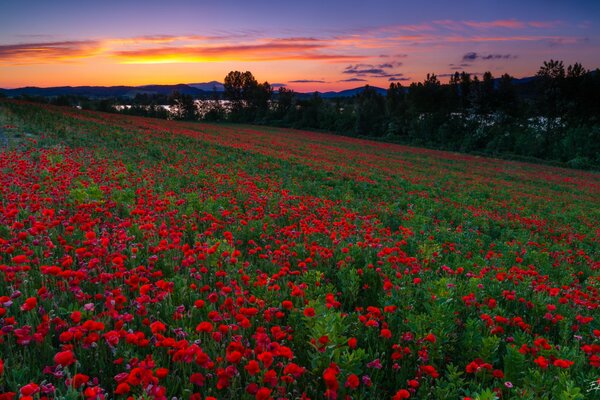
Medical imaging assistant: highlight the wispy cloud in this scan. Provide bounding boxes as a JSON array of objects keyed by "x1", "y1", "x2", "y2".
[
  {"x1": 344, "y1": 67, "x2": 386, "y2": 75},
  {"x1": 462, "y1": 52, "x2": 516, "y2": 61},
  {"x1": 0, "y1": 40, "x2": 101, "y2": 64},
  {"x1": 338, "y1": 77, "x2": 367, "y2": 82},
  {"x1": 112, "y1": 40, "x2": 365, "y2": 63},
  {"x1": 0, "y1": 35, "x2": 365, "y2": 65},
  {"x1": 462, "y1": 19, "x2": 527, "y2": 29},
  {"x1": 342, "y1": 62, "x2": 406, "y2": 80},
  {"x1": 289, "y1": 79, "x2": 327, "y2": 83},
  {"x1": 547, "y1": 36, "x2": 589, "y2": 47}
]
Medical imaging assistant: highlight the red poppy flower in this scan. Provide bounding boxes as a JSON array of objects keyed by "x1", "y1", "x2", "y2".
[
  {"x1": 345, "y1": 374, "x2": 360, "y2": 389},
  {"x1": 393, "y1": 389, "x2": 411, "y2": 399},
  {"x1": 54, "y1": 350, "x2": 76, "y2": 367}
]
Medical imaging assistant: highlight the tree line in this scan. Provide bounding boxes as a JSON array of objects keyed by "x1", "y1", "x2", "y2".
[
  {"x1": 169, "y1": 62, "x2": 600, "y2": 169},
  {"x1": 8, "y1": 60, "x2": 600, "y2": 169}
]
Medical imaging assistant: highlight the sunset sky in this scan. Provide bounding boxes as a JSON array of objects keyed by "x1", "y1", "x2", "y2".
[{"x1": 1, "y1": 0, "x2": 599, "y2": 91}]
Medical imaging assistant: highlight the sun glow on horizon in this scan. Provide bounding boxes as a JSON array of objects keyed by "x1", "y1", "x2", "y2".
[{"x1": 1, "y1": 2, "x2": 598, "y2": 91}]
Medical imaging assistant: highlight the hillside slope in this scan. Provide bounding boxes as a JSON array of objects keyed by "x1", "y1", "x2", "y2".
[{"x1": 0, "y1": 100, "x2": 599, "y2": 399}]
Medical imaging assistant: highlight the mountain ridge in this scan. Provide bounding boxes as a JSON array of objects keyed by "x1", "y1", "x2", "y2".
[{"x1": 0, "y1": 75, "x2": 550, "y2": 99}]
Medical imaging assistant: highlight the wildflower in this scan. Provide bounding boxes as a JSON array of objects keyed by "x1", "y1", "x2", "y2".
[
  {"x1": 245, "y1": 360, "x2": 261, "y2": 376},
  {"x1": 393, "y1": 389, "x2": 411, "y2": 399},
  {"x1": 114, "y1": 383, "x2": 130, "y2": 395},
  {"x1": 54, "y1": 350, "x2": 76, "y2": 367},
  {"x1": 534, "y1": 356, "x2": 549, "y2": 369},
  {"x1": 553, "y1": 359, "x2": 574, "y2": 368},
  {"x1": 348, "y1": 337, "x2": 357, "y2": 349},
  {"x1": 345, "y1": 374, "x2": 360, "y2": 389},
  {"x1": 367, "y1": 358, "x2": 383, "y2": 369}
]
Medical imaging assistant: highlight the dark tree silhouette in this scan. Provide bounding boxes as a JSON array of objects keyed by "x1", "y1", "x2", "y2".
[
  {"x1": 223, "y1": 71, "x2": 272, "y2": 121},
  {"x1": 168, "y1": 91, "x2": 196, "y2": 120}
]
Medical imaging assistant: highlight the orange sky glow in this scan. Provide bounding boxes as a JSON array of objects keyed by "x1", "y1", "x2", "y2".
[{"x1": 1, "y1": 1, "x2": 598, "y2": 91}]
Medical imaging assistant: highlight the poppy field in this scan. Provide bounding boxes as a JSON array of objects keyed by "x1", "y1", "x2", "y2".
[{"x1": 0, "y1": 99, "x2": 599, "y2": 400}]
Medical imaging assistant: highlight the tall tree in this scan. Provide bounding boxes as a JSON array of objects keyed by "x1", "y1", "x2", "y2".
[
  {"x1": 223, "y1": 71, "x2": 272, "y2": 121},
  {"x1": 224, "y1": 71, "x2": 258, "y2": 118},
  {"x1": 275, "y1": 87, "x2": 295, "y2": 120},
  {"x1": 169, "y1": 91, "x2": 197, "y2": 121},
  {"x1": 536, "y1": 59, "x2": 566, "y2": 118},
  {"x1": 354, "y1": 85, "x2": 386, "y2": 136},
  {"x1": 496, "y1": 73, "x2": 517, "y2": 116}
]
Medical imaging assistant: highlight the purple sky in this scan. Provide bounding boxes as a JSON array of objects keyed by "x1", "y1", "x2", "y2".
[{"x1": 1, "y1": 0, "x2": 599, "y2": 90}]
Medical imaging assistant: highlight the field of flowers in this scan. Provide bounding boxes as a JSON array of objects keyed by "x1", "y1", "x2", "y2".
[{"x1": 0, "y1": 99, "x2": 599, "y2": 400}]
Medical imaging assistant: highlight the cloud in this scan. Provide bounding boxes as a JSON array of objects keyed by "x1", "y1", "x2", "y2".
[
  {"x1": 339, "y1": 78, "x2": 367, "y2": 82},
  {"x1": 342, "y1": 61, "x2": 406, "y2": 81},
  {"x1": 435, "y1": 19, "x2": 562, "y2": 31},
  {"x1": 271, "y1": 83, "x2": 287, "y2": 88},
  {"x1": 377, "y1": 62, "x2": 403, "y2": 68},
  {"x1": 344, "y1": 67, "x2": 386, "y2": 75},
  {"x1": 449, "y1": 62, "x2": 472, "y2": 70},
  {"x1": 463, "y1": 19, "x2": 526, "y2": 29},
  {"x1": 271, "y1": 37, "x2": 323, "y2": 43},
  {"x1": 462, "y1": 52, "x2": 478, "y2": 61},
  {"x1": 0, "y1": 35, "x2": 366, "y2": 65},
  {"x1": 373, "y1": 72, "x2": 406, "y2": 78},
  {"x1": 462, "y1": 52, "x2": 516, "y2": 61},
  {"x1": 0, "y1": 40, "x2": 101, "y2": 64},
  {"x1": 529, "y1": 21, "x2": 562, "y2": 28},
  {"x1": 112, "y1": 41, "x2": 364, "y2": 63},
  {"x1": 388, "y1": 77, "x2": 410, "y2": 81},
  {"x1": 288, "y1": 79, "x2": 327, "y2": 83},
  {"x1": 547, "y1": 36, "x2": 589, "y2": 47},
  {"x1": 438, "y1": 72, "x2": 485, "y2": 79}
]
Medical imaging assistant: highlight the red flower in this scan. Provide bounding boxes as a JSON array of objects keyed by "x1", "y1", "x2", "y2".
[
  {"x1": 393, "y1": 389, "x2": 411, "y2": 399},
  {"x1": 348, "y1": 337, "x2": 357, "y2": 349},
  {"x1": 227, "y1": 350, "x2": 243, "y2": 364},
  {"x1": 380, "y1": 328, "x2": 392, "y2": 339},
  {"x1": 114, "y1": 383, "x2": 130, "y2": 395},
  {"x1": 190, "y1": 372, "x2": 205, "y2": 386},
  {"x1": 304, "y1": 307, "x2": 316, "y2": 317},
  {"x1": 421, "y1": 365, "x2": 439, "y2": 378},
  {"x1": 196, "y1": 321, "x2": 214, "y2": 333},
  {"x1": 424, "y1": 333, "x2": 436, "y2": 343},
  {"x1": 245, "y1": 360, "x2": 261, "y2": 376},
  {"x1": 258, "y1": 352, "x2": 274, "y2": 369},
  {"x1": 19, "y1": 383, "x2": 40, "y2": 396},
  {"x1": 345, "y1": 374, "x2": 360, "y2": 389},
  {"x1": 21, "y1": 297, "x2": 37, "y2": 311},
  {"x1": 54, "y1": 350, "x2": 76, "y2": 367},
  {"x1": 72, "y1": 373, "x2": 90, "y2": 389},
  {"x1": 256, "y1": 387, "x2": 272, "y2": 400},
  {"x1": 155, "y1": 368, "x2": 169, "y2": 379},
  {"x1": 150, "y1": 321, "x2": 166, "y2": 334},
  {"x1": 83, "y1": 386, "x2": 104, "y2": 399},
  {"x1": 553, "y1": 359, "x2": 574, "y2": 368},
  {"x1": 534, "y1": 356, "x2": 549, "y2": 369},
  {"x1": 323, "y1": 363, "x2": 340, "y2": 392}
]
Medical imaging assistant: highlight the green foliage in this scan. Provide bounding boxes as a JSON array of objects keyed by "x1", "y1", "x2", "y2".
[
  {"x1": 503, "y1": 345, "x2": 527, "y2": 386},
  {"x1": 68, "y1": 182, "x2": 104, "y2": 204}
]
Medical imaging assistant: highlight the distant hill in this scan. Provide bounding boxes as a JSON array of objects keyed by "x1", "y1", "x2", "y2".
[
  {"x1": 0, "y1": 82, "x2": 389, "y2": 99},
  {"x1": 0, "y1": 75, "x2": 553, "y2": 100},
  {"x1": 187, "y1": 81, "x2": 225, "y2": 91},
  {"x1": 319, "y1": 86, "x2": 388, "y2": 98},
  {"x1": 0, "y1": 84, "x2": 208, "y2": 99}
]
